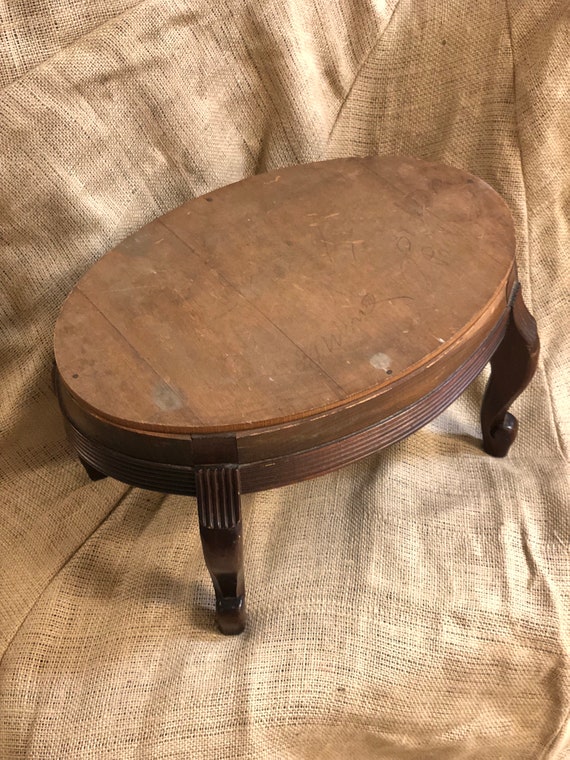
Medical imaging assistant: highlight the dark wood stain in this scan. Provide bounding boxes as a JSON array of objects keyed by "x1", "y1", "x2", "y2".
[{"x1": 53, "y1": 156, "x2": 539, "y2": 634}]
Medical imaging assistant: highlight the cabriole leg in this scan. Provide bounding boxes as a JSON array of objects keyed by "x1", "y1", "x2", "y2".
[
  {"x1": 196, "y1": 467, "x2": 246, "y2": 635},
  {"x1": 79, "y1": 456, "x2": 107, "y2": 481},
  {"x1": 481, "y1": 284, "x2": 540, "y2": 457}
]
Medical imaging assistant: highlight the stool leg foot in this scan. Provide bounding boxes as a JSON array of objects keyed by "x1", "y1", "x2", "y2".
[
  {"x1": 481, "y1": 284, "x2": 539, "y2": 457},
  {"x1": 79, "y1": 456, "x2": 107, "y2": 481},
  {"x1": 196, "y1": 467, "x2": 245, "y2": 635}
]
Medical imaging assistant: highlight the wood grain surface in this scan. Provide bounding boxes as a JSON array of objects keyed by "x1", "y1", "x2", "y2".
[{"x1": 54, "y1": 156, "x2": 515, "y2": 433}]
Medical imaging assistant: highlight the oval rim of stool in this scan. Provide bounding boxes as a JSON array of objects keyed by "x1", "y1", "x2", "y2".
[
  {"x1": 53, "y1": 154, "x2": 516, "y2": 435},
  {"x1": 55, "y1": 297, "x2": 510, "y2": 495}
]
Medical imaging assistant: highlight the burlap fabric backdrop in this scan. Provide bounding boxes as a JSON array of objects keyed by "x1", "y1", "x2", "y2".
[{"x1": 1, "y1": 1, "x2": 568, "y2": 758}]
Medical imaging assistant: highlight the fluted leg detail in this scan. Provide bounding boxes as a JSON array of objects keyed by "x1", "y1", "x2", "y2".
[{"x1": 196, "y1": 467, "x2": 245, "y2": 634}]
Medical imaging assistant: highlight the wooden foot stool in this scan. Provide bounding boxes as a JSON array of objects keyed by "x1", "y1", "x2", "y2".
[{"x1": 54, "y1": 156, "x2": 539, "y2": 634}]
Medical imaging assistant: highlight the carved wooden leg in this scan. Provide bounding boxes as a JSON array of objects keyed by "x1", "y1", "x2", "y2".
[
  {"x1": 196, "y1": 467, "x2": 246, "y2": 635},
  {"x1": 481, "y1": 284, "x2": 539, "y2": 457},
  {"x1": 79, "y1": 456, "x2": 107, "y2": 481}
]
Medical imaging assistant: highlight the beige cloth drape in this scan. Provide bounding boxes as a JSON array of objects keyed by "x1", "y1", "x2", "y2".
[{"x1": 1, "y1": 1, "x2": 568, "y2": 757}]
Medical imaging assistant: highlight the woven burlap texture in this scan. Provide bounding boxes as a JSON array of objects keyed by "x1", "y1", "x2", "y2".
[{"x1": 1, "y1": 1, "x2": 569, "y2": 758}]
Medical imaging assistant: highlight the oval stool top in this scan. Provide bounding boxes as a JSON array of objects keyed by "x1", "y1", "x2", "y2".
[{"x1": 54, "y1": 155, "x2": 514, "y2": 434}]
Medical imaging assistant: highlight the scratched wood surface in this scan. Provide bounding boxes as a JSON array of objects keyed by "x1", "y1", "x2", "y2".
[{"x1": 54, "y1": 156, "x2": 515, "y2": 432}]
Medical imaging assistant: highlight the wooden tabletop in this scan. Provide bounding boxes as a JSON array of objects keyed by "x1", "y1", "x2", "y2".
[{"x1": 54, "y1": 156, "x2": 515, "y2": 433}]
